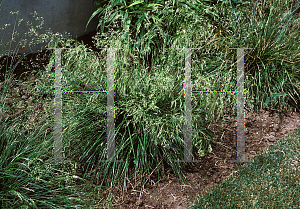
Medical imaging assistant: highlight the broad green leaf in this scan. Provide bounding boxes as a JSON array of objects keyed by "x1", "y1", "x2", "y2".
[
  {"x1": 151, "y1": 15, "x2": 160, "y2": 23},
  {"x1": 263, "y1": 97, "x2": 270, "y2": 108},
  {"x1": 85, "y1": 7, "x2": 105, "y2": 30},
  {"x1": 136, "y1": 19, "x2": 143, "y2": 36},
  {"x1": 116, "y1": 5, "x2": 127, "y2": 11},
  {"x1": 128, "y1": 0, "x2": 144, "y2": 8},
  {"x1": 128, "y1": 10, "x2": 146, "y2": 14},
  {"x1": 173, "y1": 0, "x2": 176, "y2": 7},
  {"x1": 124, "y1": 11, "x2": 128, "y2": 21},
  {"x1": 146, "y1": 3, "x2": 164, "y2": 8},
  {"x1": 272, "y1": 93, "x2": 287, "y2": 102}
]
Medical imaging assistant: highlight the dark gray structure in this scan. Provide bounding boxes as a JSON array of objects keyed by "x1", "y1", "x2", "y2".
[{"x1": 0, "y1": 0, "x2": 99, "y2": 58}]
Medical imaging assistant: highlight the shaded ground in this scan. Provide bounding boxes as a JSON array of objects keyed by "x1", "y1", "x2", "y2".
[
  {"x1": 1, "y1": 31, "x2": 300, "y2": 209},
  {"x1": 102, "y1": 108, "x2": 300, "y2": 209}
]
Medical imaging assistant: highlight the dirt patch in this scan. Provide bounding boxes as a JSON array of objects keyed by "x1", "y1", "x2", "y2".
[{"x1": 97, "y1": 108, "x2": 300, "y2": 209}]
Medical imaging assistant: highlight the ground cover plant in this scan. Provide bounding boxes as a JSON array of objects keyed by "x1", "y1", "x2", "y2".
[
  {"x1": 0, "y1": 0, "x2": 300, "y2": 208},
  {"x1": 0, "y1": 8, "x2": 96, "y2": 208}
]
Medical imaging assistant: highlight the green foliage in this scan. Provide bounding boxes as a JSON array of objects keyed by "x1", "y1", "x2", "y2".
[
  {"x1": 223, "y1": 0, "x2": 300, "y2": 113},
  {"x1": 1, "y1": 0, "x2": 300, "y2": 207},
  {"x1": 46, "y1": 38, "x2": 218, "y2": 198},
  {"x1": 0, "y1": 119, "x2": 93, "y2": 208},
  {"x1": 0, "y1": 11, "x2": 95, "y2": 208},
  {"x1": 262, "y1": 93, "x2": 288, "y2": 109},
  {"x1": 87, "y1": 0, "x2": 222, "y2": 69}
]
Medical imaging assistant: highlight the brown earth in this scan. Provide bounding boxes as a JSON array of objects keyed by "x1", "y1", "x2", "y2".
[
  {"x1": 1, "y1": 31, "x2": 300, "y2": 209},
  {"x1": 98, "y1": 108, "x2": 300, "y2": 209}
]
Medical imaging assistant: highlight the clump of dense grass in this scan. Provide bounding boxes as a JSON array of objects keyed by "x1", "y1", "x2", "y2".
[
  {"x1": 37, "y1": 0, "x2": 300, "y2": 204},
  {"x1": 0, "y1": 10, "x2": 96, "y2": 208},
  {"x1": 227, "y1": 0, "x2": 300, "y2": 113},
  {"x1": 35, "y1": 0, "x2": 240, "y2": 202},
  {"x1": 188, "y1": 0, "x2": 300, "y2": 208},
  {"x1": 0, "y1": 115, "x2": 94, "y2": 208}
]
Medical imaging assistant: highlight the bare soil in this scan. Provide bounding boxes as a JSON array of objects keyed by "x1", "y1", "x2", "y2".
[
  {"x1": 1, "y1": 31, "x2": 300, "y2": 209},
  {"x1": 100, "y1": 108, "x2": 300, "y2": 209}
]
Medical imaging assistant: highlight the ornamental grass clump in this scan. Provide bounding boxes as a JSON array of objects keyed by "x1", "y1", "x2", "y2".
[
  {"x1": 51, "y1": 38, "x2": 217, "y2": 200},
  {"x1": 53, "y1": 0, "x2": 240, "y2": 200},
  {"x1": 225, "y1": 0, "x2": 300, "y2": 113},
  {"x1": 61, "y1": 0, "x2": 300, "y2": 201},
  {"x1": 0, "y1": 10, "x2": 94, "y2": 208}
]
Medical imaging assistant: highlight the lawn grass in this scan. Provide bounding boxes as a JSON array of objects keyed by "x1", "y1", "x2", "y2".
[
  {"x1": 1, "y1": 0, "x2": 300, "y2": 208},
  {"x1": 189, "y1": 127, "x2": 300, "y2": 208}
]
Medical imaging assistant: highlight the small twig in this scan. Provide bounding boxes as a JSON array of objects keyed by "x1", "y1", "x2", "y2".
[
  {"x1": 131, "y1": 189, "x2": 143, "y2": 193},
  {"x1": 126, "y1": 176, "x2": 135, "y2": 191},
  {"x1": 179, "y1": 185, "x2": 192, "y2": 188},
  {"x1": 167, "y1": 193, "x2": 176, "y2": 200},
  {"x1": 210, "y1": 139, "x2": 234, "y2": 151},
  {"x1": 143, "y1": 158, "x2": 163, "y2": 186},
  {"x1": 225, "y1": 127, "x2": 234, "y2": 132},
  {"x1": 220, "y1": 131, "x2": 225, "y2": 141}
]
